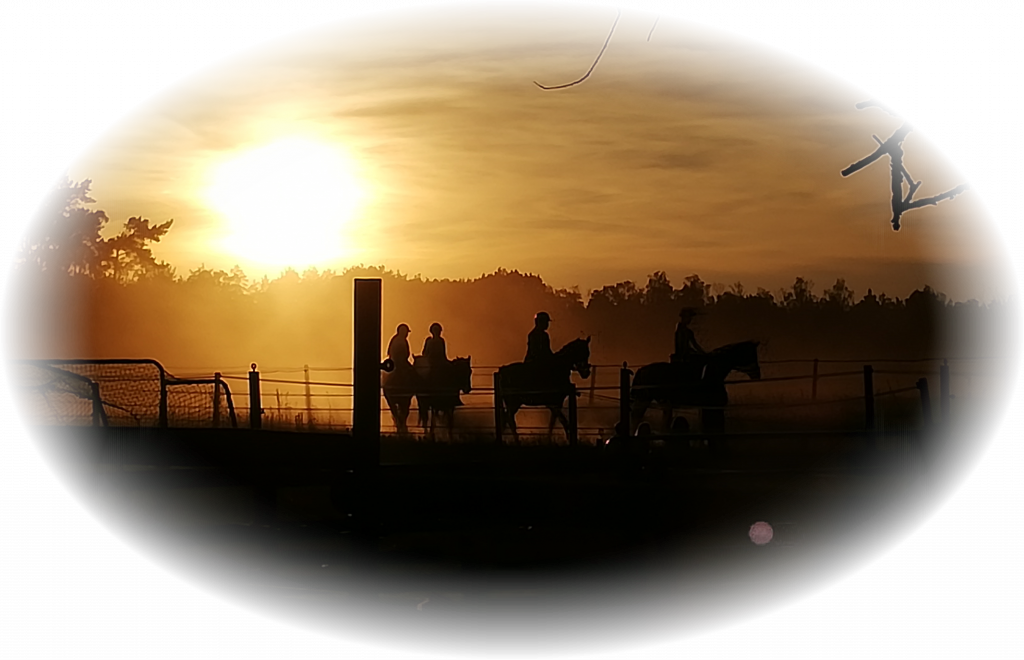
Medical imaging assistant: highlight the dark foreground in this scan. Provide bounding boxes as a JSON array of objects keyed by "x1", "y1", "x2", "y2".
[{"x1": 31, "y1": 425, "x2": 948, "y2": 647}]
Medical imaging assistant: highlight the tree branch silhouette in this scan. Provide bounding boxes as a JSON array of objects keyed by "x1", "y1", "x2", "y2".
[
  {"x1": 536, "y1": 7, "x2": 663, "y2": 90},
  {"x1": 841, "y1": 104, "x2": 969, "y2": 231},
  {"x1": 536, "y1": 5, "x2": 622, "y2": 90}
]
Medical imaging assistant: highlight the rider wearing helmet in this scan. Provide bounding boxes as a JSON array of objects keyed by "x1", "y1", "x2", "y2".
[
  {"x1": 671, "y1": 308, "x2": 707, "y2": 378},
  {"x1": 387, "y1": 323, "x2": 413, "y2": 371},
  {"x1": 422, "y1": 322, "x2": 449, "y2": 372},
  {"x1": 525, "y1": 311, "x2": 554, "y2": 364},
  {"x1": 385, "y1": 322, "x2": 414, "y2": 393}
]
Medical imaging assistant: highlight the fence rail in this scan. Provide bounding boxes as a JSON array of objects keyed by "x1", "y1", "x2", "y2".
[
  {"x1": 17, "y1": 353, "x2": 989, "y2": 441},
  {"x1": 230, "y1": 356, "x2": 972, "y2": 443}
]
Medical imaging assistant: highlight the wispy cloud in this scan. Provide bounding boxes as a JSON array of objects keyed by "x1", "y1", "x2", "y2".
[{"x1": 68, "y1": 4, "x2": 1000, "y2": 301}]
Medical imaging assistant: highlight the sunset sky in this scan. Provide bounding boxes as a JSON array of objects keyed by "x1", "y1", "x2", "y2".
[{"x1": 69, "y1": 3, "x2": 1002, "y2": 301}]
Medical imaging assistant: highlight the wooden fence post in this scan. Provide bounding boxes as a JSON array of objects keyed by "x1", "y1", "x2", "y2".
[
  {"x1": 249, "y1": 363, "x2": 262, "y2": 430},
  {"x1": 864, "y1": 366, "x2": 872, "y2": 452},
  {"x1": 863, "y1": 365, "x2": 875, "y2": 434},
  {"x1": 811, "y1": 358, "x2": 819, "y2": 400},
  {"x1": 916, "y1": 377, "x2": 931, "y2": 427},
  {"x1": 588, "y1": 366, "x2": 597, "y2": 405},
  {"x1": 90, "y1": 380, "x2": 102, "y2": 427},
  {"x1": 213, "y1": 372, "x2": 222, "y2": 428},
  {"x1": 568, "y1": 383, "x2": 578, "y2": 446},
  {"x1": 493, "y1": 371, "x2": 503, "y2": 444},
  {"x1": 619, "y1": 362, "x2": 632, "y2": 434},
  {"x1": 158, "y1": 371, "x2": 168, "y2": 429}
]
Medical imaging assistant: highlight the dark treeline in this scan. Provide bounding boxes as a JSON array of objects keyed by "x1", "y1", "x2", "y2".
[{"x1": 9, "y1": 179, "x2": 1009, "y2": 371}]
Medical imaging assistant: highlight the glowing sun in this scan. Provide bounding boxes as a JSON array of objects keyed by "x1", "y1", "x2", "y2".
[{"x1": 206, "y1": 138, "x2": 366, "y2": 270}]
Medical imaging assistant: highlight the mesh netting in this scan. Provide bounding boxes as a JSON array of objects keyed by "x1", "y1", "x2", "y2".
[
  {"x1": 13, "y1": 362, "x2": 103, "y2": 426},
  {"x1": 166, "y1": 379, "x2": 237, "y2": 428},
  {"x1": 12, "y1": 360, "x2": 236, "y2": 428}
]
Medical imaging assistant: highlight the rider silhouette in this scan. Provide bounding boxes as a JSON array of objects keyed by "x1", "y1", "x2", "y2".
[
  {"x1": 422, "y1": 322, "x2": 449, "y2": 379},
  {"x1": 671, "y1": 308, "x2": 706, "y2": 375},
  {"x1": 387, "y1": 323, "x2": 413, "y2": 371},
  {"x1": 525, "y1": 312, "x2": 554, "y2": 364}
]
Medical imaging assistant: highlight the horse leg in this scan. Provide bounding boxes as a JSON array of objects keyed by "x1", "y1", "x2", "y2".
[
  {"x1": 506, "y1": 403, "x2": 521, "y2": 444},
  {"x1": 396, "y1": 402, "x2": 409, "y2": 436},
  {"x1": 557, "y1": 403, "x2": 573, "y2": 440},
  {"x1": 546, "y1": 407, "x2": 559, "y2": 443},
  {"x1": 661, "y1": 403, "x2": 674, "y2": 433}
]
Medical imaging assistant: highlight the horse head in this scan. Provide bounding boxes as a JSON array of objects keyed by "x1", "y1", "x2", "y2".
[
  {"x1": 704, "y1": 340, "x2": 760, "y2": 382},
  {"x1": 556, "y1": 336, "x2": 591, "y2": 379},
  {"x1": 729, "y1": 340, "x2": 761, "y2": 380},
  {"x1": 451, "y1": 356, "x2": 473, "y2": 393}
]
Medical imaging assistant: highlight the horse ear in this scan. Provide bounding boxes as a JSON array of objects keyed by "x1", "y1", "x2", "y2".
[{"x1": 586, "y1": 336, "x2": 591, "y2": 343}]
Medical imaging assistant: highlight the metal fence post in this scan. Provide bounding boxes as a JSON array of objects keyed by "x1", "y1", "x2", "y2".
[
  {"x1": 916, "y1": 377, "x2": 931, "y2": 427},
  {"x1": 304, "y1": 364, "x2": 313, "y2": 431},
  {"x1": 158, "y1": 371, "x2": 168, "y2": 429},
  {"x1": 811, "y1": 358, "x2": 819, "y2": 400},
  {"x1": 619, "y1": 362, "x2": 631, "y2": 433},
  {"x1": 939, "y1": 359, "x2": 950, "y2": 425},
  {"x1": 249, "y1": 363, "x2": 262, "y2": 430},
  {"x1": 863, "y1": 365, "x2": 875, "y2": 433},
  {"x1": 213, "y1": 372, "x2": 222, "y2": 428}
]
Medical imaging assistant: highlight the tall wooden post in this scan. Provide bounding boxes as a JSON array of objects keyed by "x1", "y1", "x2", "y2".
[
  {"x1": 249, "y1": 363, "x2": 262, "y2": 430},
  {"x1": 619, "y1": 362, "x2": 632, "y2": 434},
  {"x1": 567, "y1": 383, "x2": 578, "y2": 446},
  {"x1": 588, "y1": 366, "x2": 597, "y2": 405},
  {"x1": 304, "y1": 364, "x2": 313, "y2": 430},
  {"x1": 354, "y1": 278, "x2": 382, "y2": 618},
  {"x1": 212, "y1": 372, "x2": 222, "y2": 429},
  {"x1": 811, "y1": 358, "x2": 819, "y2": 400},
  {"x1": 493, "y1": 371, "x2": 503, "y2": 444}
]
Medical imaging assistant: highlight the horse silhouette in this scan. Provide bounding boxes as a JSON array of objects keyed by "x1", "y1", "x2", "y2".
[
  {"x1": 415, "y1": 355, "x2": 472, "y2": 437},
  {"x1": 382, "y1": 355, "x2": 472, "y2": 437},
  {"x1": 382, "y1": 360, "x2": 419, "y2": 435},
  {"x1": 497, "y1": 337, "x2": 591, "y2": 443},
  {"x1": 630, "y1": 340, "x2": 760, "y2": 433}
]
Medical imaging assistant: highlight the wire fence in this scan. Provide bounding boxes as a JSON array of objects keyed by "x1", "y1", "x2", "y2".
[{"x1": 188, "y1": 356, "x2": 997, "y2": 440}]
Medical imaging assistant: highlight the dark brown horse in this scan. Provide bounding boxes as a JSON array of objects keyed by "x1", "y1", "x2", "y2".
[
  {"x1": 497, "y1": 337, "x2": 591, "y2": 443},
  {"x1": 630, "y1": 340, "x2": 760, "y2": 433}
]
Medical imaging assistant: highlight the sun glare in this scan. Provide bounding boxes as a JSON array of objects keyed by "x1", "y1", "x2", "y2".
[{"x1": 207, "y1": 138, "x2": 367, "y2": 270}]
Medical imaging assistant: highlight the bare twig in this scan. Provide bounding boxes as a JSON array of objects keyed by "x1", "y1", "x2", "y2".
[
  {"x1": 842, "y1": 105, "x2": 969, "y2": 230},
  {"x1": 534, "y1": 9, "x2": 621, "y2": 90},
  {"x1": 904, "y1": 183, "x2": 970, "y2": 211},
  {"x1": 647, "y1": 15, "x2": 659, "y2": 42}
]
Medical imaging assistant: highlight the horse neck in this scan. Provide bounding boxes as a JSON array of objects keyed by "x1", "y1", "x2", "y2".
[{"x1": 554, "y1": 341, "x2": 586, "y2": 368}]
